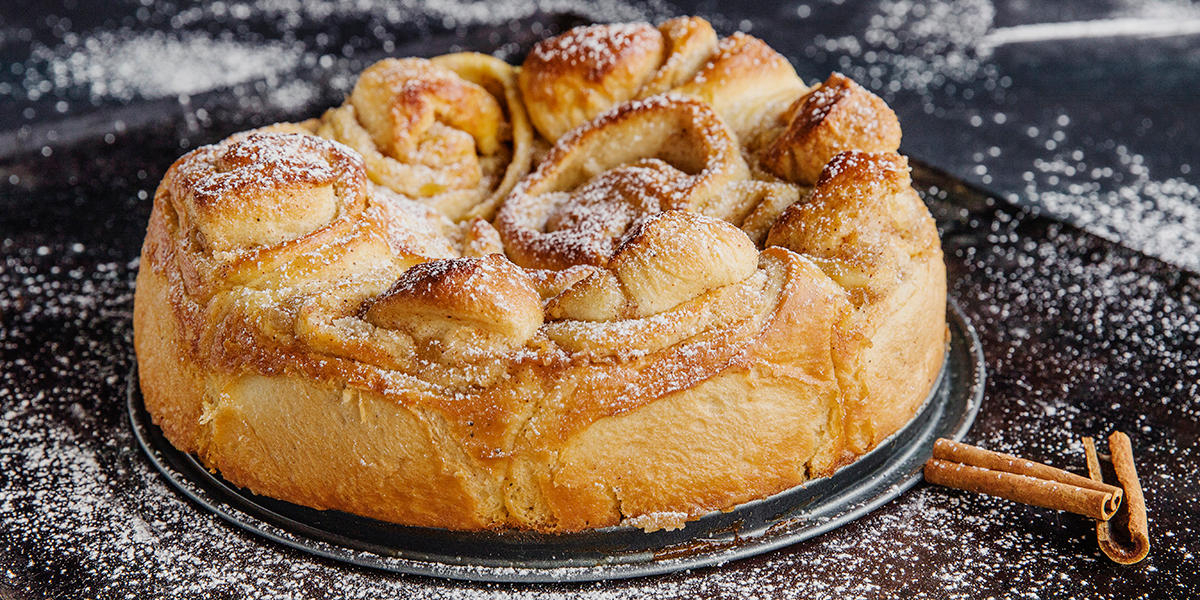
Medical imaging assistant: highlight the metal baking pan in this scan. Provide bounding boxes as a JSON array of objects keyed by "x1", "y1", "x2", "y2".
[{"x1": 128, "y1": 300, "x2": 983, "y2": 583}]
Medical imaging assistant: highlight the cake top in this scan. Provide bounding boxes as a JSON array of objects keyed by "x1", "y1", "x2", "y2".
[{"x1": 149, "y1": 15, "x2": 932, "y2": 417}]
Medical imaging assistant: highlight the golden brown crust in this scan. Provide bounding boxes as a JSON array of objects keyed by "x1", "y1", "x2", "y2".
[
  {"x1": 671, "y1": 32, "x2": 809, "y2": 142},
  {"x1": 167, "y1": 131, "x2": 368, "y2": 256},
  {"x1": 364, "y1": 254, "x2": 544, "y2": 346},
  {"x1": 495, "y1": 95, "x2": 750, "y2": 270},
  {"x1": 133, "y1": 245, "x2": 208, "y2": 455},
  {"x1": 519, "y1": 19, "x2": 807, "y2": 147},
  {"x1": 519, "y1": 23, "x2": 666, "y2": 142},
  {"x1": 637, "y1": 17, "x2": 718, "y2": 98},
  {"x1": 767, "y1": 151, "x2": 945, "y2": 452},
  {"x1": 134, "y1": 16, "x2": 947, "y2": 532},
  {"x1": 762, "y1": 73, "x2": 902, "y2": 185}
]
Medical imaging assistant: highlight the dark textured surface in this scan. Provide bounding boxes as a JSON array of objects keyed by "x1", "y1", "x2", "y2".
[{"x1": 1, "y1": 1, "x2": 1198, "y2": 598}]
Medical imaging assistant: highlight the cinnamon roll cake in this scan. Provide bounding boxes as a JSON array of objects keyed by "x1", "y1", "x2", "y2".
[{"x1": 133, "y1": 17, "x2": 946, "y2": 532}]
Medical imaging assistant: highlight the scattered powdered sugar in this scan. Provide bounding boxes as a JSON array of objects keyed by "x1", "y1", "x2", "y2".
[
  {"x1": 263, "y1": 79, "x2": 321, "y2": 114},
  {"x1": 12, "y1": 0, "x2": 670, "y2": 110},
  {"x1": 803, "y1": 0, "x2": 1200, "y2": 102},
  {"x1": 23, "y1": 31, "x2": 304, "y2": 103},
  {"x1": 3, "y1": 1, "x2": 1199, "y2": 597},
  {"x1": 1019, "y1": 132, "x2": 1200, "y2": 273},
  {"x1": 3, "y1": 174, "x2": 1197, "y2": 597},
  {"x1": 806, "y1": 0, "x2": 1000, "y2": 100}
]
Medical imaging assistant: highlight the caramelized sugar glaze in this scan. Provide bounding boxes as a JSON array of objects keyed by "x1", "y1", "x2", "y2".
[{"x1": 134, "y1": 17, "x2": 946, "y2": 532}]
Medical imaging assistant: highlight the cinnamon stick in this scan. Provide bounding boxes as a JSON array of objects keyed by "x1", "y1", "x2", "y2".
[
  {"x1": 923, "y1": 438, "x2": 1123, "y2": 520},
  {"x1": 1084, "y1": 433, "x2": 1150, "y2": 564}
]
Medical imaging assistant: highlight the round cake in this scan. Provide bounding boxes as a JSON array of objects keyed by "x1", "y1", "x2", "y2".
[{"x1": 133, "y1": 17, "x2": 946, "y2": 532}]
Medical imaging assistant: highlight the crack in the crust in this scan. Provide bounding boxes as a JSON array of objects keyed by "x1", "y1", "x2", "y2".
[
  {"x1": 605, "y1": 479, "x2": 625, "y2": 527},
  {"x1": 497, "y1": 373, "x2": 558, "y2": 529},
  {"x1": 761, "y1": 246, "x2": 862, "y2": 476}
]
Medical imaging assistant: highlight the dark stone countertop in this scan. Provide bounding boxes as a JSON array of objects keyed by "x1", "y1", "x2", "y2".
[{"x1": 0, "y1": 1, "x2": 1197, "y2": 598}]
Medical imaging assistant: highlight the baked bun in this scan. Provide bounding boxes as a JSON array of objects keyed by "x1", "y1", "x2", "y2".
[
  {"x1": 519, "y1": 17, "x2": 806, "y2": 144},
  {"x1": 767, "y1": 151, "x2": 945, "y2": 452},
  {"x1": 318, "y1": 53, "x2": 532, "y2": 220},
  {"x1": 762, "y1": 72, "x2": 903, "y2": 184},
  {"x1": 134, "y1": 16, "x2": 946, "y2": 533}
]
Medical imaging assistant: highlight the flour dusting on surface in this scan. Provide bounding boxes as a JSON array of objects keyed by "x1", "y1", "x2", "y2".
[
  {"x1": 2, "y1": 176, "x2": 1197, "y2": 597},
  {"x1": 1, "y1": 0, "x2": 1199, "y2": 597},
  {"x1": 24, "y1": 31, "x2": 304, "y2": 103}
]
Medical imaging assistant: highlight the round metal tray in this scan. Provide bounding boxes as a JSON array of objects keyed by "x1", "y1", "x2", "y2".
[{"x1": 129, "y1": 301, "x2": 984, "y2": 583}]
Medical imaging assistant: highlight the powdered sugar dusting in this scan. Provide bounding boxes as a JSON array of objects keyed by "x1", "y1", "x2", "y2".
[
  {"x1": 189, "y1": 133, "x2": 354, "y2": 200},
  {"x1": 1018, "y1": 130, "x2": 1200, "y2": 273},
  {"x1": 786, "y1": 0, "x2": 1200, "y2": 272},
  {"x1": 528, "y1": 22, "x2": 659, "y2": 70},
  {"x1": 23, "y1": 31, "x2": 304, "y2": 103},
  {"x1": 499, "y1": 94, "x2": 739, "y2": 268},
  {"x1": 4, "y1": 169, "x2": 1197, "y2": 597},
  {"x1": 807, "y1": 0, "x2": 999, "y2": 100},
  {"x1": 10, "y1": 0, "x2": 671, "y2": 116},
  {"x1": 3, "y1": 1, "x2": 1199, "y2": 597}
]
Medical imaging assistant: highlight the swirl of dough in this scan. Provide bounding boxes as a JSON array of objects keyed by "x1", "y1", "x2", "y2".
[
  {"x1": 545, "y1": 210, "x2": 758, "y2": 321},
  {"x1": 760, "y1": 73, "x2": 902, "y2": 185},
  {"x1": 362, "y1": 254, "x2": 544, "y2": 356},
  {"x1": 495, "y1": 95, "x2": 750, "y2": 270},
  {"x1": 430, "y1": 53, "x2": 535, "y2": 219},
  {"x1": 635, "y1": 16, "x2": 719, "y2": 98},
  {"x1": 167, "y1": 132, "x2": 366, "y2": 254},
  {"x1": 159, "y1": 131, "x2": 378, "y2": 299},
  {"x1": 766, "y1": 150, "x2": 935, "y2": 300},
  {"x1": 318, "y1": 54, "x2": 532, "y2": 220},
  {"x1": 518, "y1": 22, "x2": 666, "y2": 142},
  {"x1": 519, "y1": 17, "x2": 807, "y2": 147},
  {"x1": 670, "y1": 32, "x2": 808, "y2": 143}
]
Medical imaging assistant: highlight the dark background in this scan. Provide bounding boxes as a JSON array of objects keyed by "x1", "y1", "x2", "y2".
[{"x1": 1, "y1": 1, "x2": 1197, "y2": 598}]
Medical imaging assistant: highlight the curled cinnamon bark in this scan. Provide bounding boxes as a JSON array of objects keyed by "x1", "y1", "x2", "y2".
[
  {"x1": 1084, "y1": 433, "x2": 1150, "y2": 564},
  {"x1": 923, "y1": 439, "x2": 1123, "y2": 520}
]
